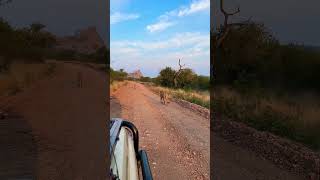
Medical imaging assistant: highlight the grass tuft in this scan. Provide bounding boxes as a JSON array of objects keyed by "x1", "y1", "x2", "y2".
[{"x1": 110, "y1": 80, "x2": 127, "y2": 93}]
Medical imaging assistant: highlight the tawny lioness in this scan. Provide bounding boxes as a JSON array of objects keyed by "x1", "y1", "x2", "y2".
[{"x1": 159, "y1": 90, "x2": 169, "y2": 105}]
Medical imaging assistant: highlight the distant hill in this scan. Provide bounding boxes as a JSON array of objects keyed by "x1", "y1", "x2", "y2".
[
  {"x1": 128, "y1": 70, "x2": 143, "y2": 79},
  {"x1": 54, "y1": 26, "x2": 105, "y2": 54}
]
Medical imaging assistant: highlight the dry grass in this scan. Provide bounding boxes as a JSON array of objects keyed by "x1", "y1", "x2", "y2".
[
  {"x1": 110, "y1": 80, "x2": 128, "y2": 93},
  {"x1": 0, "y1": 62, "x2": 56, "y2": 96},
  {"x1": 148, "y1": 85, "x2": 210, "y2": 108},
  {"x1": 213, "y1": 86, "x2": 320, "y2": 150}
]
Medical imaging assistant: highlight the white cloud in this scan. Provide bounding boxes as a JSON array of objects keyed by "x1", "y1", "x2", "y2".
[
  {"x1": 110, "y1": 0, "x2": 131, "y2": 11},
  {"x1": 112, "y1": 32, "x2": 208, "y2": 50},
  {"x1": 146, "y1": 0, "x2": 209, "y2": 32},
  {"x1": 111, "y1": 32, "x2": 210, "y2": 76},
  {"x1": 178, "y1": 0, "x2": 210, "y2": 17},
  {"x1": 111, "y1": 12, "x2": 139, "y2": 24},
  {"x1": 146, "y1": 21, "x2": 175, "y2": 33}
]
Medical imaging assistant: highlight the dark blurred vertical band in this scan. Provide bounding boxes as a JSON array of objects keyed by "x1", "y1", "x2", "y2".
[
  {"x1": 106, "y1": 0, "x2": 110, "y2": 179},
  {"x1": 210, "y1": 0, "x2": 215, "y2": 179}
]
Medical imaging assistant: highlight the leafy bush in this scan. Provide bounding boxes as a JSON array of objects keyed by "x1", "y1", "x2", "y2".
[
  {"x1": 110, "y1": 68, "x2": 127, "y2": 83},
  {"x1": 214, "y1": 22, "x2": 320, "y2": 93},
  {"x1": 47, "y1": 46, "x2": 109, "y2": 64},
  {"x1": 155, "y1": 67, "x2": 209, "y2": 90},
  {"x1": 157, "y1": 67, "x2": 176, "y2": 87},
  {"x1": 0, "y1": 19, "x2": 56, "y2": 71},
  {"x1": 140, "y1": 76, "x2": 152, "y2": 82}
]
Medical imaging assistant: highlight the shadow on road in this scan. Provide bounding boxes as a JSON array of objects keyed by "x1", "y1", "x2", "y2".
[{"x1": 0, "y1": 114, "x2": 37, "y2": 179}]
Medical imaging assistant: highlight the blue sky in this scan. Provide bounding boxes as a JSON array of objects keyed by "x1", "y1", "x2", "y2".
[{"x1": 110, "y1": 0, "x2": 210, "y2": 77}]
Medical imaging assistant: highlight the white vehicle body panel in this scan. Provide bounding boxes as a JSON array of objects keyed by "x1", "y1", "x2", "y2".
[{"x1": 111, "y1": 127, "x2": 139, "y2": 180}]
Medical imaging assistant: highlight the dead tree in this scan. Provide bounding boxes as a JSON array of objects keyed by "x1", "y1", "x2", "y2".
[
  {"x1": 173, "y1": 59, "x2": 186, "y2": 88},
  {"x1": 212, "y1": 0, "x2": 250, "y2": 68}
]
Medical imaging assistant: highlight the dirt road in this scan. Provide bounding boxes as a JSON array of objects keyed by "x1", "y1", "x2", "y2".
[
  {"x1": 212, "y1": 134, "x2": 306, "y2": 180},
  {"x1": 111, "y1": 81, "x2": 305, "y2": 180},
  {"x1": 0, "y1": 61, "x2": 108, "y2": 179},
  {"x1": 111, "y1": 81, "x2": 210, "y2": 180}
]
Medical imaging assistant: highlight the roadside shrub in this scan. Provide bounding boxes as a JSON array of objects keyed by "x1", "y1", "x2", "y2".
[
  {"x1": 0, "y1": 19, "x2": 56, "y2": 70},
  {"x1": 156, "y1": 67, "x2": 209, "y2": 90},
  {"x1": 148, "y1": 85, "x2": 209, "y2": 109},
  {"x1": 110, "y1": 68, "x2": 127, "y2": 83}
]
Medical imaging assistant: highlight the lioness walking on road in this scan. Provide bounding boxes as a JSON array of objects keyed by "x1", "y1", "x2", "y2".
[{"x1": 160, "y1": 90, "x2": 169, "y2": 105}]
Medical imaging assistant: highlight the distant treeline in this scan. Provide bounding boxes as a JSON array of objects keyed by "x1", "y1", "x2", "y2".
[
  {"x1": 47, "y1": 47, "x2": 109, "y2": 64},
  {"x1": 214, "y1": 22, "x2": 320, "y2": 93},
  {"x1": 111, "y1": 67, "x2": 209, "y2": 91},
  {"x1": 151, "y1": 67, "x2": 209, "y2": 90},
  {"x1": 110, "y1": 68, "x2": 127, "y2": 83},
  {"x1": 0, "y1": 18, "x2": 108, "y2": 72},
  {"x1": 0, "y1": 18, "x2": 56, "y2": 71}
]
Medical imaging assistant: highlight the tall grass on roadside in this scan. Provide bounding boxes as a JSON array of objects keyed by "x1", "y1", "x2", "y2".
[
  {"x1": 213, "y1": 86, "x2": 320, "y2": 150},
  {"x1": 110, "y1": 80, "x2": 128, "y2": 93},
  {"x1": 0, "y1": 62, "x2": 56, "y2": 96},
  {"x1": 148, "y1": 85, "x2": 210, "y2": 108}
]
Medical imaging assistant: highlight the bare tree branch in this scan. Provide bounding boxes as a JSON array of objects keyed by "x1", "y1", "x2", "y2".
[
  {"x1": 212, "y1": 0, "x2": 251, "y2": 68},
  {"x1": 220, "y1": 0, "x2": 240, "y2": 16},
  {"x1": 173, "y1": 59, "x2": 186, "y2": 87},
  {"x1": 178, "y1": 59, "x2": 185, "y2": 70},
  {"x1": 216, "y1": 28, "x2": 230, "y2": 47}
]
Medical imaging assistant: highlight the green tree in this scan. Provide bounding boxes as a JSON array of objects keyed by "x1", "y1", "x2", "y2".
[
  {"x1": 90, "y1": 46, "x2": 108, "y2": 64},
  {"x1": 216, "y1": 20, "x2": 320, "y2": 92},
  {"x1": 176, "y1": 68, "x2": 197, "y2": 89},
  {"x1": 0, "y1": 19, "x2": 57, "y2": 71},
  {"x1": 30, "y1": 23, "x2": 46, "y2": 33},
  {"x1": 158, "y1": 67, "x2": 176, "y2": 87},
  {"x1": 196, "y1": 75, "x2": 210, "y2": 90},
  {"x1": 0, "y1": 18, "x2": 13, "y2": 71},
  {"x1": 140, "y1": 76, "x2": 151, "y2": 82},
  {"x1": 110, "y1": 68, "x2": 127, "y2": 83},
  {"x1": 216, "y1": 22, "x2": 278, "y2": 87}
]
